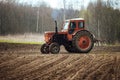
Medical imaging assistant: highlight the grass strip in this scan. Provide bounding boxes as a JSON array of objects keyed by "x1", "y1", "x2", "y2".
[{"x1": 0, "y1": 39, "x2": 44, "y2": 45}]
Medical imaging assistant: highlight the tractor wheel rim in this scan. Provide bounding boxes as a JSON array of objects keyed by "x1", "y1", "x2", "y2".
[
  {"x1": 53, "y1": 46, "x2": 59, "y2": 53},
  {"x1": 78, "y1": 36, "x2": 91, "y2": 50}
]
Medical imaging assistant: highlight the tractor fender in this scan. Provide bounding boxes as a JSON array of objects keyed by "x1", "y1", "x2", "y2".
[
  {"x1": 72, "y1": 30, "x2": 92, "y2": 36},
  {"x1": 72, "y1": 30, "x2": 96, "y2": 42}
]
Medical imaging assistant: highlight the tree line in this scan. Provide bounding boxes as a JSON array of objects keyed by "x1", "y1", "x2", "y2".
[
  {"x1": 0, "y1": 0, "x2": 55, "y2": 34},
  {"x1": 83, "y1": 0, "x2": 120, "y2": 44},
  {"x1": 0, "y1": 0, "x2": 79, "y2": 34},
  {"x1": 0, "y1": 0, "x2": 120, "y2": 44}
]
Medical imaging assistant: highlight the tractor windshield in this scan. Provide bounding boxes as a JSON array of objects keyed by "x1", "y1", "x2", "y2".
[{"x1": 63, "y1": 21, "x2": 69, "y2": 30}]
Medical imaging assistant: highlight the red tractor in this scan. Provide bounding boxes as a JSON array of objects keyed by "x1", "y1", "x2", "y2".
[{"x1": 41, "y1": 18, "x2": 95, "y2": 54}]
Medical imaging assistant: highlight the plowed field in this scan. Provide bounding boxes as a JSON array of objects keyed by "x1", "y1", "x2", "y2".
[{"x1": 0, "y1": 43, "x2": 120, "y2": 80}]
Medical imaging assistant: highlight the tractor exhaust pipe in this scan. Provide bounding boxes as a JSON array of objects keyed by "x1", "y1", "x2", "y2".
[{"x1": 55, "y1": 21, "x2": 58, "y2": 34}]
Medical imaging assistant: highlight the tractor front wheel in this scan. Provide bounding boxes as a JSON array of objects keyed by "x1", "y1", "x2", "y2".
[
  {"x1": 40, "y1": 44, "x2": 49, "y2": 54},
  {"x1": 49, "y1": 43, "x2": 60, "y2": 54}
]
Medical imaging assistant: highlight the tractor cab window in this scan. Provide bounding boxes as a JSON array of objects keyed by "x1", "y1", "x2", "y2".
[
  {"x1": 70, "y1": 22, "x2": 76, "y2": 29},
  {"x1": 78, "y1": 22, "x2": 84, "y2": 28},
  {"x1": 63, "y1": 21, "x2": 69, "y2": 30},
  {"x1": 68, "y1": 22, "x2": 76, "y2": 34}
]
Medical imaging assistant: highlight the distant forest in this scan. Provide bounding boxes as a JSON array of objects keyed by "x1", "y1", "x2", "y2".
[{"x1": 0, "y1": 0, "x2": 120, "y2": 44}]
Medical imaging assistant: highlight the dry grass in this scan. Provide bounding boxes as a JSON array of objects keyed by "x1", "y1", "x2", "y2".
[{"x1": 0, "y1": 33, "x2": 44, "y2": 44}]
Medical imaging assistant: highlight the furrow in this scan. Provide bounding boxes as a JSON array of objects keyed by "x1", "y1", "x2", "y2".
[
  {"x1": 30, "y1": 55, "x2": 82, "y2": 80},
  {"x1": 39, "y1": 55, "x2": 93, "y2": 80},
  {"x1": 78, "y1": 56, "x2": 114, "y2": 80},
  {"x1": 86, "y1": 61, "x2": 115, "y2": 80},
  {"x1": 70, "y1": 55, "x2": 110, "y2": 80},
  {"x1": 7, "y1": 55, "x2": 66, "y2": 80},
  {"x1": 22, "y1": 55, "x2": 70, "y2": 80},
  {"x1": 56, "y1": 55, "x2": 95, "y2": 80},
  {"x1": 67, "y1": 54, "x2": 96, "y2": 80},
  {"x1": 0, "y1": 53, "x2": 18, "y2": 64},
  {"x1": 5, "y1": 55, "x2": 56, "y2": 79}
]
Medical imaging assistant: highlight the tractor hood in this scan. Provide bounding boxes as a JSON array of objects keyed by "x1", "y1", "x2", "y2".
[{"x1": 44, "y1": 31, "x2": 67, "y2": 43}]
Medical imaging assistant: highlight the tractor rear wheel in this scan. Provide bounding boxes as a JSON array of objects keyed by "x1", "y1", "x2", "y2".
[
  {"x1": 49, "y1": 43, "x2": 60, "y2": 54},
  {"x1": 40, "y1": 44, "x2": 49, "y2": 54},
  {"x1": 72, "y1": 30, "x2": 94, "y2": 53}
]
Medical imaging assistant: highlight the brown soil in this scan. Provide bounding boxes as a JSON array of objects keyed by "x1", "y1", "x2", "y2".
[{"x1": 0, "y1": 43, "x2": 120, "y2": 80}]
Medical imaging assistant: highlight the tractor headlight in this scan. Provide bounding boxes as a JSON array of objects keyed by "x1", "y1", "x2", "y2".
[{"x1": 44, "y1": 32, "x2": 54, "y2": 43}]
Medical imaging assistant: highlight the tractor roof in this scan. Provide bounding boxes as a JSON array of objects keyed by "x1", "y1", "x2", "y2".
[{"x1": 66, "y1": 18, "x2": 84, "y2": 21}]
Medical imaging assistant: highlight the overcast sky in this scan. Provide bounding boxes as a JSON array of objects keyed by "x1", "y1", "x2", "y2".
[{"x1": 19, "y1": 0, "x2": 90, "y2": 9}]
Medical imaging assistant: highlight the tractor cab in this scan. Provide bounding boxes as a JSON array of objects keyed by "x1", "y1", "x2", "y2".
[
  {"x1": 62, "y1": 18, "x2": 85, "y2": 31},
  {"x1": 62, "y1": 18, "x2": 85, "y2": 40}
]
